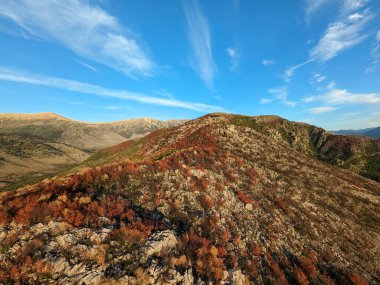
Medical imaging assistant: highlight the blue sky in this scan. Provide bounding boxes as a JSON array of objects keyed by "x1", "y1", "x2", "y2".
[{"x1": 0, "y1": 0, "x2": 379, "y2": 130}]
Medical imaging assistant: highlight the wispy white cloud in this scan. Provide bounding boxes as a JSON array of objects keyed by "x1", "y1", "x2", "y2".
[
  {"x1": 308, "y1": 106, "x2": 336, "y2": 114},
  {"x1": 287, "y1": 1, "x2": 373, "y2": 81},
  {"x1": 283, "y1": 59, "x2": 314, "y2": 82},
  {"x1": 226, "y1": 47, "x2": 239, "y2": 72},
  {"x1": 105, "y1": 106, "x2": 120, "y2": 110},
  {"x1": 183, "y1": 0, "x2": 216, "y2": 89},
  {"x1": 153, "y1": 89, "x2": 175, "y2": 100},
  {"x1": 337, "y1": 112, "x2": 359, "y2": 118},
  {"x1": 304, "y1": 0, "x2": 330, "y2": 23},
  {"x1": 0, "y1": 0, "x2": 154, "y2": 78},
  {"x1": 267, "y1": 87, "x2": 297, "y2": 106},
  {"x1": 78, "y1": 61, "x2": 98, "y2": 72},
  {"x1": 310, "y1": 9, "x2": 373, "y2": 62},
  {"x1": 348, "y1": 13, "x2": 364, "y2": 21},
  {"x1": 0, "y1": 68, "x2": 225, "y2": 113},
  {"x1": 322, "y1": 88, "x2": 380, "y2": 104},
  {"x1": 260, "y1": 98, "x2": 272, "y2": 104},
  {"x1": 374, "y1": 30, "x2": 380, "y2": 59},
  {"x1": 303, "y1": 96, "x2": 317, "y2": 103},
  {"x1": 365, "y1": 30, "x2": 380, "y2": 73},
  {"x1": 305, "y1": 0, "x2": 368, "y2": 22},
  {"x1": 262, "y1": 59, "x2": 275, "y2": 66},
  {"x1": 332, "y1": 114, "x2": 380, "y2": 130},
  {"x1": 341, "y1": 0, "x2": 368, "y2": 15},
  {"x1": 327, "y1": 81, "x2": 336, "y2": 89},
  {"x1": 310, "y1": 73, "x2": 326, "y2": 85},
  {"x1": 303, "y1": 83, "x2": 380, "y2": 105}
]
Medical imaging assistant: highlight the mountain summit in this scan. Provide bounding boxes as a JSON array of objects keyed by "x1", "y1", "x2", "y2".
[{"x1": 0, "y1": 113, "x2": 379, "y2": 284}]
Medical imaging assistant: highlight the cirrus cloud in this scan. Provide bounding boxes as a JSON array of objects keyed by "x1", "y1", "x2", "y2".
[
  {"x1": 308, "y1": 106, "x2": 336, "y2": 114},
  {"x1": 183, "y1": 0, "x2": 216, "y2": 89},
  {"x1": 0, "y1": 68, "x2": 225, "y2": 113},
  {"x1": 310, "y1": 9, "x2": 373, "y2": 62},
  {"x1": 0, "y1": 0, "x2": 155, "y2": 78}
]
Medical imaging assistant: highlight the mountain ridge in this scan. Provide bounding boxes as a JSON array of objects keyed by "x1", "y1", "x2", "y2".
[
  {"x1": 0, "y1": 112, "x2": 378, "y2": 284},
  {"x1": 0, "y1": 112, "x2": 187, "y2": 151},
  {"x1": 0, "y1": 112, "x2": 187, "y2": 190},
  {"x1": 332, "y1": 127, "x2": 380, "y2": 139}
]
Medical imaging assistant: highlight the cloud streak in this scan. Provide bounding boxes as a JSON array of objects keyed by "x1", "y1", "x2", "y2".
[
  {"x1": 320, "y1": 88, "x2": 380, "y2": 104},
  {"x1": 266, "y1": 87, "x2": 297, "y2": 107},
  {"x1": 304, "y1": 0, "x2": 330, "y2": 23},
  {"x1": 226, "y1": 47, "x2": 239, "y2": 72},
  {"x1": 310, "y1": 73, "x2": 326, "y2": 85},
  {"x1": 310, "y1": 9, "x2": 373, "y2": 62},
  {"x1": 262, "y1": 59, "x2": 275, "y2": 66},
  {"x1": 286, "y1": 1, "x2": 373, "y2": 81},
  {"x1": 308, "y1": 106, "x2": 336, "y2": 114},
  {"x1": 366, "y1": 30, "x2": 380, "y2": 73},
  {"x1": 78, "y1": 61, "x2": 98, "y2": 72},
  {"x1": 283, "y1": 59, "x2": 314, "y2": 82},
  {"x1": 0, "y1": 68, "x2": 225, "y2": 113},
  {"x1": 303, "y1": 84, "x2": 380, "y2": 105},
  {"x1": 0, "y1": 0, "x2": 154, "y2": 78},
  {"x1": 183, "y1": 0, "x2": 216, "y2": 88}
]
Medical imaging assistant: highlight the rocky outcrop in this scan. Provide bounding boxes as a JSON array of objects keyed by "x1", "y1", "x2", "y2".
[{"x1": 145, "y1": 230, "x2": 177, "y2": 256}]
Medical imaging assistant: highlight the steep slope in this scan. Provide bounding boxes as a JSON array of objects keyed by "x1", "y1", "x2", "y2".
[
  {"x1": 0, "y1": 113, "x2": 186, "y2": 151},
  {"x1": 0, "y1": 113, "x2": 379, "y2": 284},
  {"x1": 226, "y1": 114, "x2": 380, "y2": 182},
  {"x1": 0, "y1": 133, "x2": 89, "y2": 190}
]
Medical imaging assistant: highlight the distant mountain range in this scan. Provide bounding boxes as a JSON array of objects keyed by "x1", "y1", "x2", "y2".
[
  {"x1": 0, "y1": 113, "x2": 378, "y2": 284},
  {"x1": 0, "y1": 112, "x2": 186, "y2": 189},
  {"x1": 332, "y1": 126, "x2": 380, "y2": 138},
  {"x1": 0, "y1": 112, "x2": 187, "y2": 151}
]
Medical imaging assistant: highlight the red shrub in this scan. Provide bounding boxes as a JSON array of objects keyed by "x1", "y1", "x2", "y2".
[
  {"x1": 350, "y1": 274, "x2": 368, "y2": 285},
  {"x1": 293, "y1": 267, "x2": 309, "y2": 285},
  {"x1": 251, "y1": 243, "x2": 261, "y2": 256},
  {"x1": 299, "y1": 257, "x2": 317, "y2": 279},
  {"x1": 236, "y1": 189, "x2": 254, "y2": 205},
  {"x1": 203, "y1": 194, "x2": 215, "y2": 209}
]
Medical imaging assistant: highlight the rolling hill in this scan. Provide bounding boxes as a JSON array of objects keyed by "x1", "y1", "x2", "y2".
[
  {"x1": 0, "y1": 112, "x2": 187, "y2": 151},
  {"x1": 77, "y1": 113, "x2": 380, "y2": 183},
  {"x1": 0, "y1": 133, "x2": 89, "y2": 190},
  {"x1": 0, "y1": 113, "x2": 378, "y2": 284},
  {"x1": 0, "y1": 112, "x2": 186, "y2": 190}
]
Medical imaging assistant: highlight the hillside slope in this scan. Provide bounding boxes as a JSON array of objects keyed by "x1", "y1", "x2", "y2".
[
  {"x1": 0, "y1": 133, "x2": 89, "y2": 190},
  {"x1": 227, "y1": 114, "x2": 380, "y2": 182},
  {"x1": 0, "y1": 113, "x2": 378, "y2": 284},
  {"x1": 0, "y1": 113, "x2": 186, "y2": 190},
  {"x1": 81, "y1": 113, "x2": 380, "y2": 183},
  {"x1": 0, "y1": 113, "x2": 186, "y2": 151}
]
